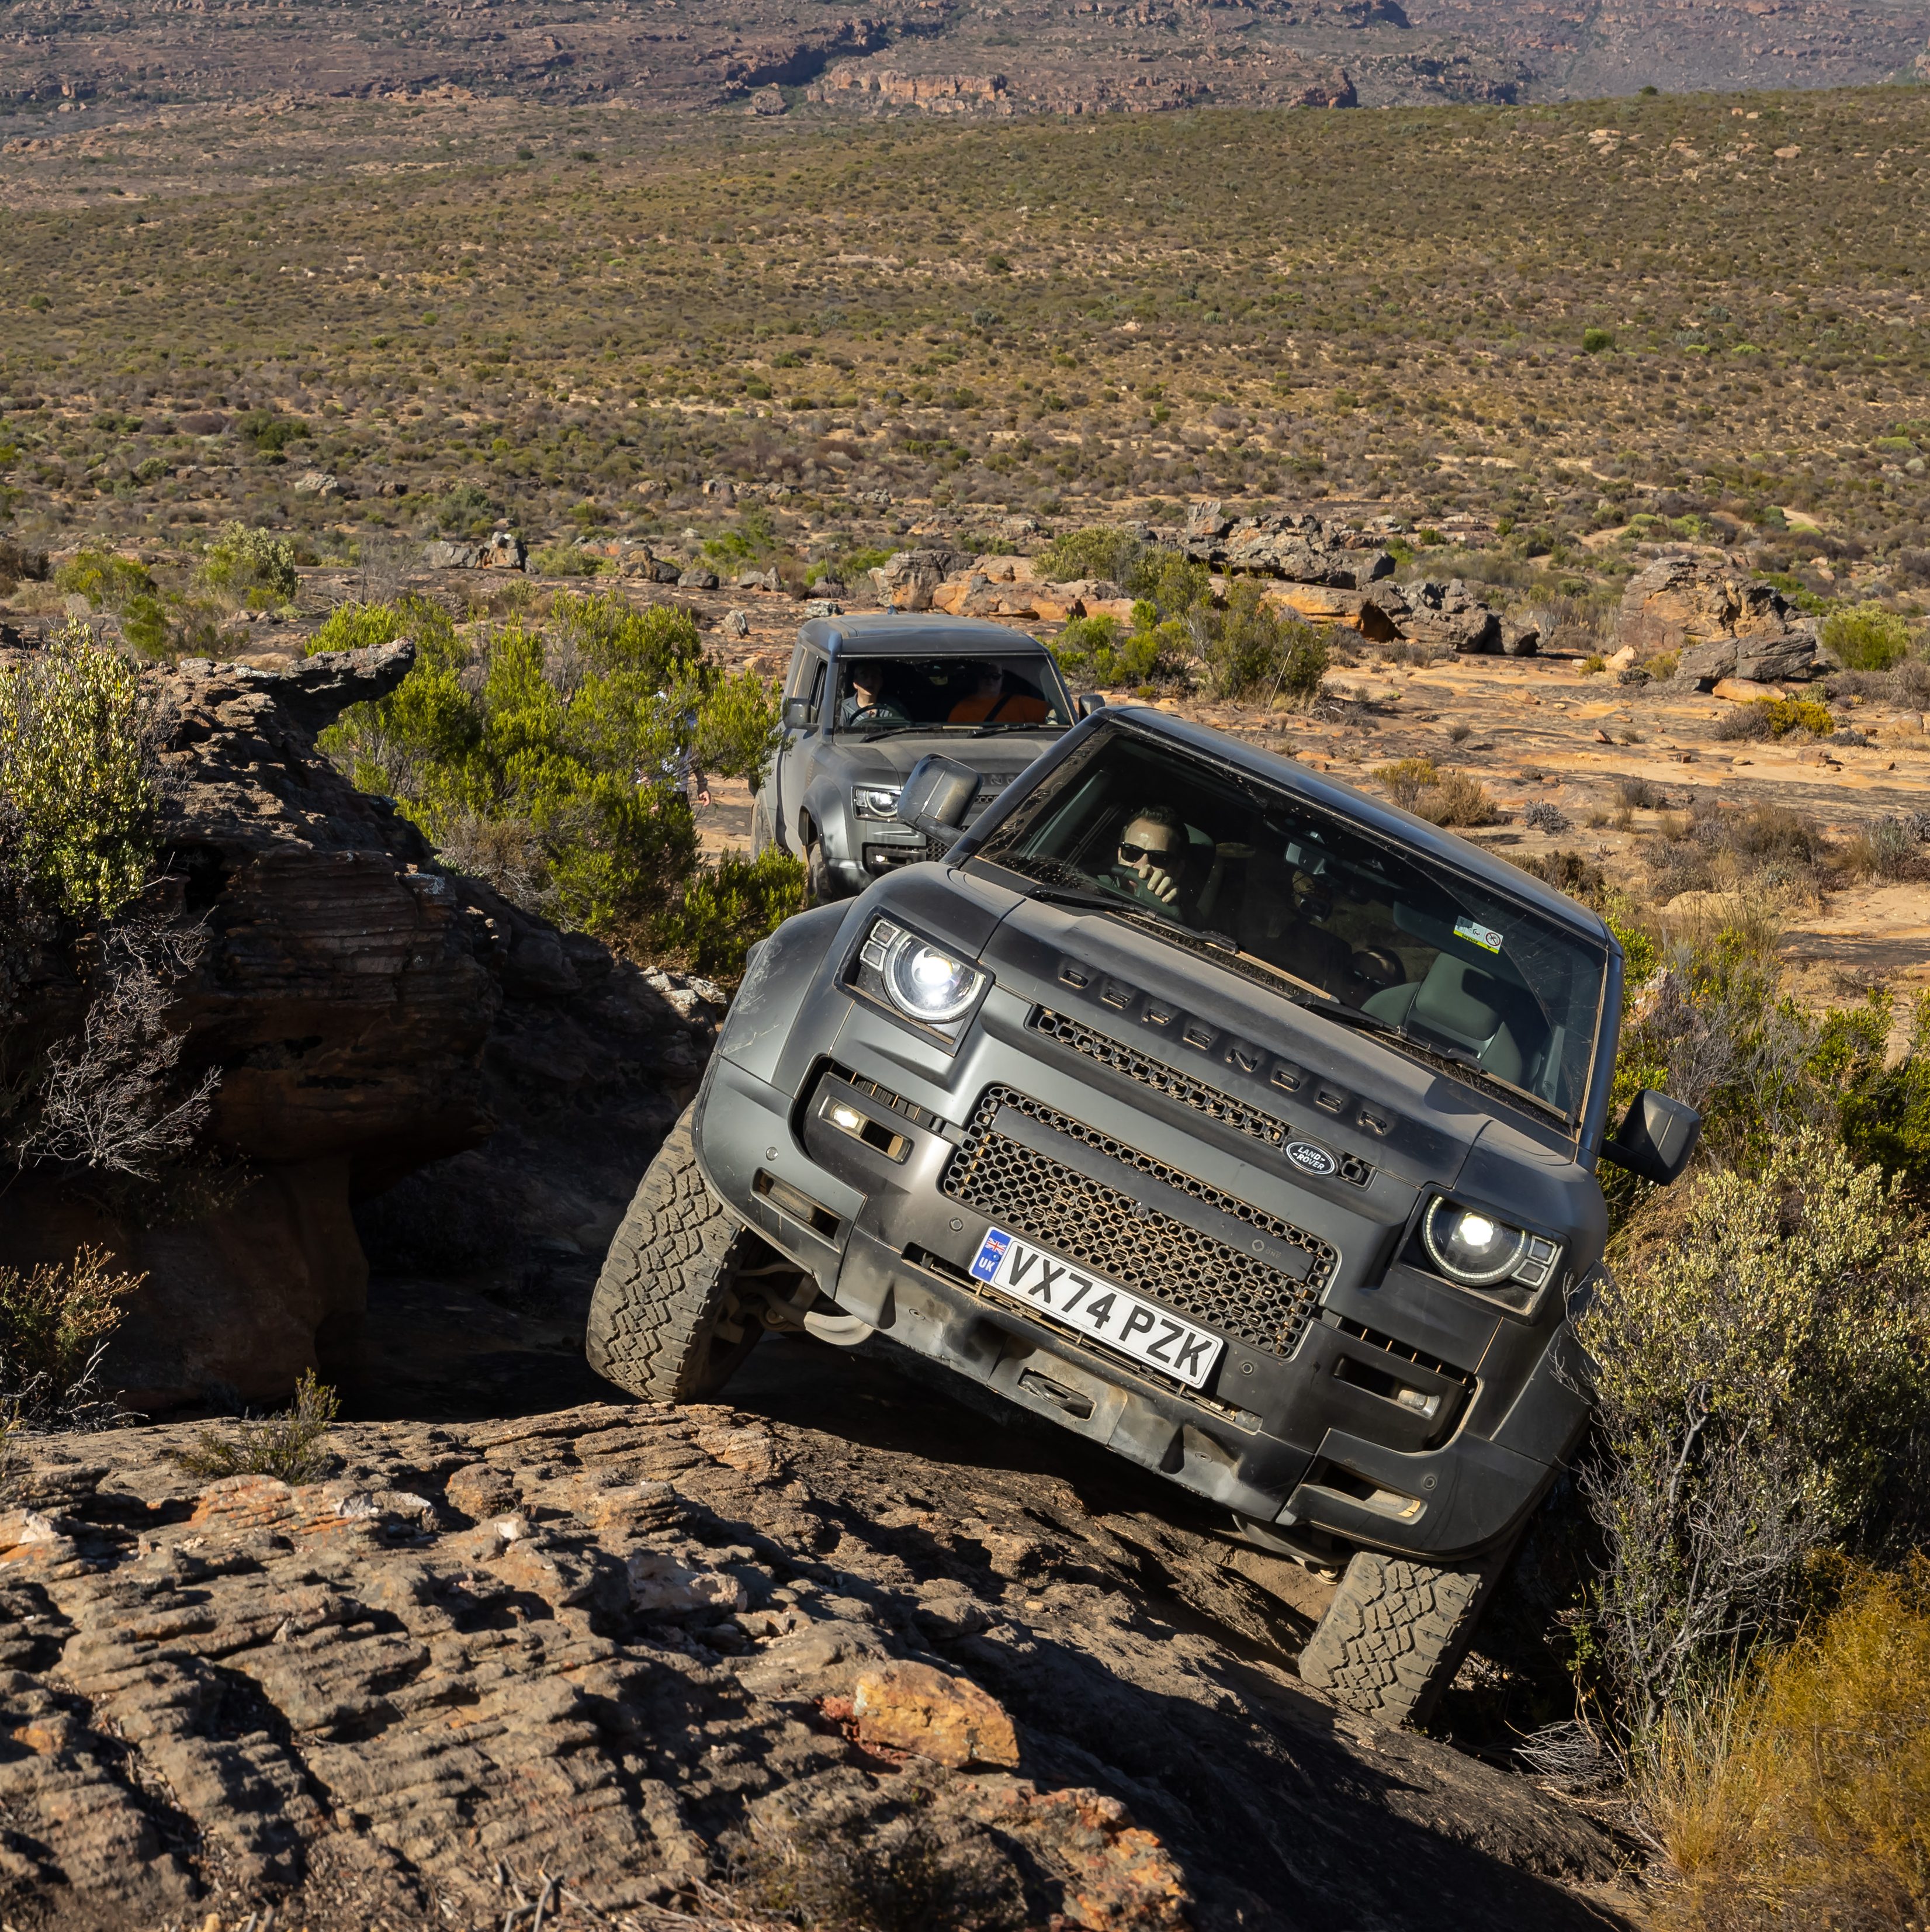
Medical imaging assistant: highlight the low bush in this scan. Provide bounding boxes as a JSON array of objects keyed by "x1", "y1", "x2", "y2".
[
  {"x1": 529, "y1": 543, "x2": 605, "y2": 578},
  {"x1": 1049, "y1": 611, "x2": 1180, "y2": 691},
  {"x1": 1034, "y1": 523, "x2": 1144, "y2": 586},
  {"x1": 169, "y1": 1369, "x2": 339, "y2": 1484},
  {"x1": 1416, "y1": 768, "x2": 1498, "y2": 828},
  {"x1": 1372, "y1": 755, "x2": 1440, "y2": 810},
  {"x1": 54, "y1": 549, "x2": 155, "y2": 613},
  {"x1": 0, "y1": 625, "x2": 158, "y2": 920},
  {"x1": 200, "y1": 522, "x2": 299, "y2": 608},
  {"x1": 1578, "y1": 1131, "x2": 1930, "y2": 1733},
  {"x1": 1713, "y1": 697, "x2": 1834, "y2": 742},
  {"x1": 1820, "y1": 601, "x2": 1913, "y2": 673},
  {"x1": 1637, "y1": 1568, "x2": 1930, "y2": 1931},
  {"x1": 659, "y1": 849, "x2": 806, "y2": 983},
  {"x1": 1197, "y1": 580, "x2": 1329, "y2": 704},
  {"x1": 0, "y1": 1245, "x2": 143, "y2": 1428}
]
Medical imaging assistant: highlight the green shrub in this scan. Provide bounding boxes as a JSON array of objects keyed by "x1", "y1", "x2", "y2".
[
  {"x1": 0, "y1": 626, "x2": 158, "y2": 919},
  {"x1": 200, "y1": 522, "x2": 299, "y2": 608},
  {"x1": 1579, "y1": 1131, "x2": 1930, "y2": 1732},
  {"x1": 661, "y1": 850, "x2": 806, "y2": 982},
  {"x1": 234, "y1": 406, "x2": 309, "y2": 455},
  {"x1": 1583, "y1": 327, "x2": 1618, "y2": 354},
  {"x1": 529, "y1": 543, "x2": 604, "y2": 577},
  {"x1": 1035, "y1": 524, "x2": 1145, "y2": 586},
  {"x1": 306, "y1": 591, "x2": 455, "y2": 657},
  {"x1": 1371, "y1": 755, "x2": 1441, "y2": 809},
  {"x1": 1821, "y1": 601, "x2": 1912, "y2": 673},
  {"x1": 1198, "y1": 580, "x2": 1329, "y2": 704},
  {"x1": 319, "y1": 594, "x2": 786, "y2": 963},
  {"x1": 1049, "y1": 611, "x2": 1175, "y2": 690},
  {"x1": 169, "y1": 1369, "x2": 339, "y2": 1484},
  {"x1": 1841, "y1": 993, "x2": 1930, "y2": 1200},
  {"x1": 54, "y1": 549, "x2": 155, "y2": 613},
  {"x1": 0, "y1": 1245, "x2": 144, "y2": 1427}
]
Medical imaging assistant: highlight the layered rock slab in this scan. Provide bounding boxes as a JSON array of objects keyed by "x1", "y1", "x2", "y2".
[{"x1": 0, "y1": 1400, "x2": 1629, "y2": 1930}]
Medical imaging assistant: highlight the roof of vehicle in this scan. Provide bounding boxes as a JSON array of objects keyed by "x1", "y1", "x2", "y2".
[
  {"x1": 1079, "y1": 707, "x2": 1612, "y2": 943},
  {"x1": 798, "y1": 614, "x2": 1054, "y2": 657}
]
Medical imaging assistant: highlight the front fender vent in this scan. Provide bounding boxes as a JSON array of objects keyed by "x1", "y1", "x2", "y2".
[{"x1": 1030, "y1": 1007, "x2": 1374, "y2": 1187}]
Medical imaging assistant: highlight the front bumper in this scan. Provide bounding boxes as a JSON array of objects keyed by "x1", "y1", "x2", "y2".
[{"x1": 696, "y1": 1017, "x2": 1589, "y2": 1566}]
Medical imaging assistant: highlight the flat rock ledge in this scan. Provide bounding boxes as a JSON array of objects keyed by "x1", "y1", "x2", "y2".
[{"x1": 0, "y1": 1404, "x2": 1630, "y2": 1931}]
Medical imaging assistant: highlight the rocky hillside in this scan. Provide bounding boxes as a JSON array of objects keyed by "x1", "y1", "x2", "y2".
[
  {"x1": 0, "y1": 641, "x2": 716, "y2": 1415},
  {"x1": 0, "y1": 1394, "x2": 1631, "y2": 1930},
  {"x1": 0, "y1": 0, "x2": 1920, "y2": 116}
]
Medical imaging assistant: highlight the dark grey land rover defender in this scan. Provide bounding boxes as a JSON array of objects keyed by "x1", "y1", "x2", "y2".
[{"x1": 587, "y1": 707, "x2": 1697, "y2": 1723}]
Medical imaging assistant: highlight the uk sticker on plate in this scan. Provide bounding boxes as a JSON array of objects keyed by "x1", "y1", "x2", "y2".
[{"x1": 968, "y1": 1227, "x2": 1225, "y2": 1389}]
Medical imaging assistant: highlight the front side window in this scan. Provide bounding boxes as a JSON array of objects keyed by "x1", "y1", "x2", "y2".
[
  {"x1": 977, "y1": 726, "x2": 1606, "y2": 1122},
  {"x1": 832, "y1": 655, "x2": 1073, "y2": 735}
]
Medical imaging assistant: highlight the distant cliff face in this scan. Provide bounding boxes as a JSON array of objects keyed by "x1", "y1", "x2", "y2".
[{"x1": 0, "y1": 0, "x2": 1912, "y2": 116}]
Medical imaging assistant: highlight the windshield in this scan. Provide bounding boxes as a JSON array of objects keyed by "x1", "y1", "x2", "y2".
[
  {"x1": 977, "y1": 727, "x2": 1607, "y2": 1121},
  {"x1": 832, "y1": 655, "x2": 1073, "y2": 735}
]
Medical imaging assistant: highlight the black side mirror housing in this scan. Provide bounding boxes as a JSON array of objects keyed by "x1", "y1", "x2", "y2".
[
  {"x1": 1602, "y1": 1089, "x2": 1702, "y2": 1186},
  {"x1": 898, "y1": 754, "x2": 979, "y2": 847},
  {"x1": 782, "y1": 696, "x2": 814, "y2": 731},
  {"x1": 1076, "y1": 692, "x2": 1106, "y2": 719}
]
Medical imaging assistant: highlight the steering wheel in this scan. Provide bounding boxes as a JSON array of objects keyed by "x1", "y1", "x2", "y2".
[{"x1": 844, "y1": 704, "x2": 888, "y2": 725}]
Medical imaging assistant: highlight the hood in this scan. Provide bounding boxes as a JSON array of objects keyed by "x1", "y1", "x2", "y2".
[{"x1": 837, "y1": 729, "x2": 1059, "y2": 791}]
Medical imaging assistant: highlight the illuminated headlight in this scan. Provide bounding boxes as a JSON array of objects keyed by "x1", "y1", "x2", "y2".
[
  {"x1": 852, "y1": 785, "x2": 902, "y2": 821},
  {"x1": 1421, "y1": 1197, "x2": 1562, "y2": 1293},
  {"x1": 858, "y1": 918, "x2": 986, "y2": 1025}
]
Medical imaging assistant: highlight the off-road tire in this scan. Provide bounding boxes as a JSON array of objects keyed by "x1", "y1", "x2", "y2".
[
  {"x1": 585, "y1": 1104, "x2": 763, "y2": 1402},
  {"x1": 1297, "y1": 1549, "x2": 1504, "y2": 1726},
  {"x1": 750, "y1": 791, "x2": 775, "y2": 860}
]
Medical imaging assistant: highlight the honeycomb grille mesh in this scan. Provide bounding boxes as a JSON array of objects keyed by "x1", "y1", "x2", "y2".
[
  {"x1": 1030, "y1": 1007, "x2": 1374, "y2": 1187},
  {"x1": 942, "y1": 1086, "x2": 1336, "y2": 1360}
]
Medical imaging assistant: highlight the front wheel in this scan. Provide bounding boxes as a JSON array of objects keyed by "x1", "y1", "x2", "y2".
[
  {"x1": 1297, "y1": 1547, "x2": 1509, "y2": 1726},
  {"x1": 586, "y1": 1103, "x2": 764, "y2": 1402},
  {"x1": 750, "y1": 790, "x2": 776, "y2": 860},
  {"x1": 805, "y1": 838, "x2": 838, "y2": 908}
]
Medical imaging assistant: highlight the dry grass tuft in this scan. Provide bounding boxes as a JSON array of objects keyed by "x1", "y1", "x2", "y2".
[
  {"x1": 169, "y1": 1368, "x2": 341, "y2": 1484},
  {"x1": 1639, "y1": 1567, "x2": 1930, "y2": 1932}
]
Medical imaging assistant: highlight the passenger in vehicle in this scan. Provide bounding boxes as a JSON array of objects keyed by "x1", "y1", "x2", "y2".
[{"x1": 947, "y1": 662, "x2": 1049, "y2": 725}]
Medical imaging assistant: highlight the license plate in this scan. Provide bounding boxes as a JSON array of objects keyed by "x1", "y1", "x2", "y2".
[{"x1": 966, "y1": 1227, "x2": 1225, "y2": 1389}]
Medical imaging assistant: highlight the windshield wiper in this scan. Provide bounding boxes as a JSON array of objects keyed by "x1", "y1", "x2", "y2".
[
  {"x1": 856, "y1": 721, "x2": 923, "y2": 741},
  {"x1": 972, "y1": 721, "x2": 1059, "y2": 736},
  {"x1": 1302, "y1": 1000, "x2": 1568, "y2": 1120},
  {"x1": 1023, "y1": 883, "x2": 1142, "y2": 916}
]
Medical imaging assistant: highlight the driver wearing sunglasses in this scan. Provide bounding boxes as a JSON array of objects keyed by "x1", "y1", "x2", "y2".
[{"x1": 1107, "y1": 803, "x2": 1192, "y2": 911}]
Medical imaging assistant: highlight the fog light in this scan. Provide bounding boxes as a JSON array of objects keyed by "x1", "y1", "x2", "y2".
[{"x1": 829, "y1": 1102, "x2": 865, "y2": 1134}]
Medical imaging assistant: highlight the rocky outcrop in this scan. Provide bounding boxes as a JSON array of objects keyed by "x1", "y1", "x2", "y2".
[
  {"x1": 423, "y1": 531, "x2": 526, "y2": 571},
  {"x1": 1617, "y1": 555, "x2": 1821, "y2": 685},
  {"x1": 0, "y1": 1397, "x2": 1628, "y2": 1929},
  {"x1": 1184, "y1": 501, "x2": 1397, "y2": 590},
  {"x1": 1, "y1": 648, "x2": 706, "y2": 1412}
]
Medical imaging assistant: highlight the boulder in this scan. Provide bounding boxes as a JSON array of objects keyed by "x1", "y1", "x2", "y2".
[
  {"x1": 1617, "y1": 556, "x2": 1819, "y2": 684},
  {"x1": 1500, "y1": 618, "x2": 1543, "y2": 658},
  {"x1": 851, "y1": 1660, "x2": 1021, "y2": 1771},
  {"x1": 293, "y1": 470, "x2": 341, "y2": 498},
  {"x1": 1402, "y1": 579, "x2": 1503, "y2": 655},
  {"x1": 677, "y1": 565, "x2": 720, "y2": 590},
  {"x1": 871, "y1": 547, "x2": 970, "y2": 611},
  {"x1": 422, "y1": 538, "x2": 480, "y2": 569},
  {"x1": 477, "y1": 529, "x2": 526, "y2": 570}
]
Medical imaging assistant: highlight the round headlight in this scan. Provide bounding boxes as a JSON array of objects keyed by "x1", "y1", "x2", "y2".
[
  {"x1": 1422, "y1": 1197, "x2": 1528, "y2": 1287},
  {"x1": 884, "y1": 933, "x2": 983, "y2": 1024}
]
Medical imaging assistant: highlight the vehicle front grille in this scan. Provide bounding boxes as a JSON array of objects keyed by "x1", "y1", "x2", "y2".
[
  {"x1": 941, "y1": 1086, "x2": 1337, "y2": 1361},
  {"x1": 1029, "y1": 1007, "x2": 1374, "y2": 1187}
]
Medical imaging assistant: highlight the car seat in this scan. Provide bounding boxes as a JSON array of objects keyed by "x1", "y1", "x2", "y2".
[{"x1": 1363, "y1": 952, "x2": 1526, "y2": 1085}]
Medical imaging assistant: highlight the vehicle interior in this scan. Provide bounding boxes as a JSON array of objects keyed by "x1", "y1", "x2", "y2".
[
  {"x1": 979, "y1": 735, "x2": 1605, "y2": 1118},
  {"x1": 832, "y1": 655, "x2": 1073, "y2": 732}
]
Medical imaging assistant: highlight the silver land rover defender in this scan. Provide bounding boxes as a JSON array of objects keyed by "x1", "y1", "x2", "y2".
[
  {"x1": 588, "y1": 705, "x2": 1698, "y2": 1723},
  {"x1": 749, "y1": 613, "x2": 1094, "y2": 902}
]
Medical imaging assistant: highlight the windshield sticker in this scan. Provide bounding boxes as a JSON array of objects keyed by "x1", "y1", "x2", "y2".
[{"x1": 1454, "y1": 916, "x2": 1504, "y2": 954}]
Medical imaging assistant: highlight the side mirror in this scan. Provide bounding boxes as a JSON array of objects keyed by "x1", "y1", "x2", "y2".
[
  {"x1": 782, "y1": 696, "x2": 814, "y2": 732},
  {"x1": 1076, "y1": 692, "x2": 1106, "y2": 719},
  {"x1": 1602, "y1": 1089, "x2": 1702, "y2": 1186},
  {"x1": 898, "y1": 754, "x2": 979, "y2": 847}
]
